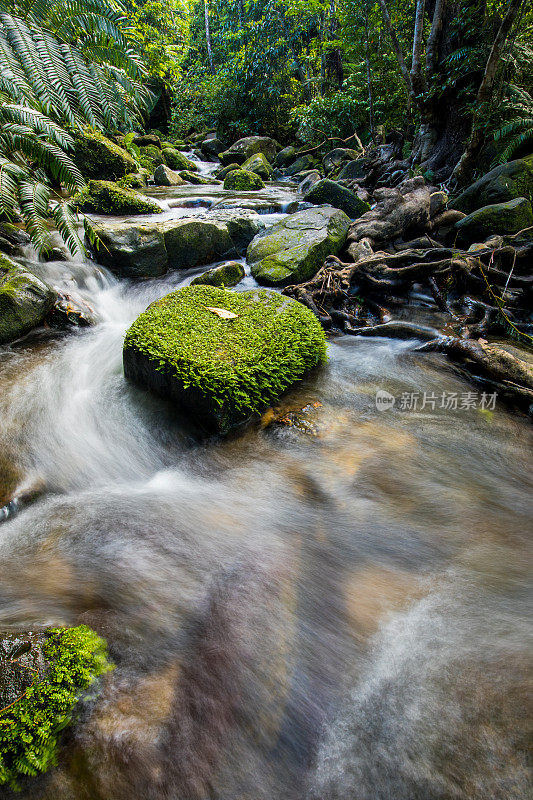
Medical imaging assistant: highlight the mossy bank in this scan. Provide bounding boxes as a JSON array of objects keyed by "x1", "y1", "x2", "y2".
[
  {"x1": 123, "y1": 285, "x2": 327, "y2": 433},
  {"x1": 0, "y1": 626, "x2": 112, "y2": 790}
]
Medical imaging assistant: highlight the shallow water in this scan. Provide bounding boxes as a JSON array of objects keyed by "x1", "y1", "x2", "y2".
[{"x1": 0, "y1": 179, "x2": 531, "y2": 800}]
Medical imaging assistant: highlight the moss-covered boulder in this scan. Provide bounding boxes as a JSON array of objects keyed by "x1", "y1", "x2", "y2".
[
  {"x1": 153, "y1": 164, "x2": 186, "y2": 186},
  {"x1": 0, "y1": 254, "x2": 56, "y2": 344},
  {"x1": 0, "y1": 625, "x2": 112, "y2": 791},
  {"x1": 123, "y1": 285, "x2": 326, "y2": 432},
  {"x1": 116, "y1": 171, "x2": 149, "y2": 189},
  {"x1": 242, "y1": 152, "x2": 274, "y2": 180},
  {"x1": 276, "y1": 146, "x2": 297, "y2": 168},
  {"x1": 285, "y1": 155, "x2": 314, "y2": 178},
  {"x1": 304, "y1": 178, "x2": 370, "y2": 218},
  {"x1": 162, "y1": 147, "x2": 198, "y2": 172},
  {"x1": 139, "y1": 144, "x2": 164, "y2": 170},
  {"x1": 91, "y1": 211, "x2": 263, "y2": 278},
  {"x1": 191, "y1": 261, "x2": 245, "y2": 288},
  {"x1": 73, "y1": 127, "x2": 136, "y2": 180},
  {"x1": 224, "y1": 169, "x2": 265, "y2": 191},
  {"x1": 451, "y1": 156, "x2": 533, "y2": 213},
  {"x1": 219, "y1": 136, "x2": 279, "y2": 166},
  {"x1": 247, "y1": 205, "x2": 350, "y2": 286},
  {"x1": 179, "y1": 170, "x2": 216, "y2": 185},
  {"x1": 454, "y1": 197, "x2": 533, "y2": 244},
  {"x1": 216, "y1": 162, "x2": 241, "y2": 179},
  {"x1": 72, "y1": 180, "x2": 162, "y2": 215}
]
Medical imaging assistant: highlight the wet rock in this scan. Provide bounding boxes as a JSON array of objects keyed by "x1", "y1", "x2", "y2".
[
  {"x1": 0, "y1": 223, "x2": 31, "y2": 258},
  {"x1": 74, "y1": 127, "x2": 136, "y2": 180},
  {"x1": 219, "y1": 136, "x2": 278, "y2": 166},
  {"x1": 179, "y1": 170, "x2": 218, "y2": 185},
  {"x1": 454, "y1": 197, "x2": 533, "y2": 245},
  {"x1": 191, "y1": 261, "x2": 245, "y2": 288},
  {"x1": 200, "y1": 136, "x2": 226, "y2": 159},
  {"x1": 48, "y1": 291, "x2": 98, "y2": 328},
  {"x1": 247, "y1": 205, "x2": 350, "y2": 286},
  {"x1": 153, "y1": 164, "x2": 186, "y2": 187},
  {"x1": 72, "y1": 180, "x2": 162, "y2": 215},
  {"x1": 123, "y1": 285, "x2": 326, "y2": 433},
  {"x1": 132, "y1": 133, "x2": 161, "y2": 148},
  {"x1": 0, "y1": 254, "x2": 56, "y2": 344},
  {"x1": 216, "y1": 162, "x2": 241, "y2": 179},
  {"x1": 223, "y1": 169, "x2": 265, "y2": 191},
  {"x1": 276, "y1": 146, "x2": 297, "y2": 167},
  {"x1": 162, "y1": 147, "x2": 198, "y2": 172},
  {"x1": 337, "y1": 159, "x2": 367, "y2": 182},
  {"x1": 241, "y1": 152, "x2": 274, "y2": 180},
  {"x1": 299, "y1": 170, "x2": 321, "y2": 195},
  {"x1": 117, "y1": 171, "x2": 150, "y2": 189},
  {"x1": 91, "y1": 211, "x2": 263, "y2": 278},
  {"x1": 323, "y1": 148, "x2": 361, "y2": 175},
  {"x1": 451, "y1": 155, "x2": 533, "y2": 213},
  {"x1": 304, "y1": 178, "x2": 370, "y2": 219},
  {"x1": 285, "y1": 155, "x2": 314, "y2": 177}
]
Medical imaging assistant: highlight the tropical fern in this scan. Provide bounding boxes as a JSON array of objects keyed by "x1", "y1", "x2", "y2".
[
  {"x1": 0, "y1": 0, "x2": 152, "y2": 253},
  {"x1": 493, "y1": 85, "x2": 533, "y2": 163}
]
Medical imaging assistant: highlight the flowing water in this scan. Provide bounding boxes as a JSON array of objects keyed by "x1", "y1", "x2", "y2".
[{"x1": 0, "y1": 175, "x2": 531, "y2": 800}]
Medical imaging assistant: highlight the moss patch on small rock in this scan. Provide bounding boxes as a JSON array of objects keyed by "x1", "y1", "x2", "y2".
[
  {"x1": 224, "y1": 169, "x2": 265, "y2": 191},
  {"x1": 73, "y1": 127, "x2": 135, "y2": 180},
  {"x1": 0, "y1": 625, "x2": 112, "y2": 790},
  {"x1": 116, "y1": 171, "x2": 149, "y2": 189},
  {"x1": 191, "y1": 261, "x2": 245, "y2": 288},
  {"x1": 0, "y1": 254, "x2": 56, "y2": 344},
  {"x1": 123, "y1": 285, "x2": 327, "y2": 432},
  {"x1": 162, "y1": 147, "x2": 198, "y2": 172},
  {"x1": 72, "y1": 180, "x2": 162, "y2": 216}
]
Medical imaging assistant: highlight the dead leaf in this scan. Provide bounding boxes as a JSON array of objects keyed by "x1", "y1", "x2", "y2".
[{"x1": 206, "y1": 306, "x2": 238, "y2": 320}]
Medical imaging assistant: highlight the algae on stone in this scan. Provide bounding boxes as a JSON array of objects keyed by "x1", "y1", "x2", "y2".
[
  {"x1": 191, "y1": 261, "x2": 245, "y2": 287},
  {"x1": 74, "y1": 127, "x2": 135, "y2": 180},
  {"x1": 123, "y1": 285, "x2": 327, "y2": 432},
  {"x1": 304, "y1": 178, "x2": 370, "y2": 218},
  {"x1": 242, "y1": 153, "x2": 274, "y2": 180},
  {"x1": 224, "y1": 169, "x2": 265, "y2": 191},
  {"x1": 454, "y1": 197, "x2": 533, "y2": 244},
  {"x1": 0, "y1": 254, "x2": 56, "y2": 343},
  {"x1": 247, "y1": 205, "x2": 350, "y2": 286},
  {"x1": 72, "y1": 180, "x2": 162, "y2": 215},
  {"x1": 451, "y1": 156, "x2": 533, "y2": 213}
]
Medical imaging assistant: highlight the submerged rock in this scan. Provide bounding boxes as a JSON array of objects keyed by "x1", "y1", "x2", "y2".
[
  {"x1": 191, "y1": 261, "x2": 245, "y2": 288},
  {"x1": 451, "y1": 155, "x2": 533, "y2": 213},
  {"x1": 223, "y1": 169, "x2": 265, "y2": 191},
  {"x1": 0, "y1": 254, "x2": 56, "y2": 344},
  {"x1": 91, "y1": 211, "x2": 263, "y2": 278},
  {"x1": 304, "y1": 178, "x2": 370, "y2": 218},
  {"x1": 455, "y1": 197, "x2": 533, "y2": 244},
  {"x1": 123, "y1": 285, "x2": 326, "y2": 433},
  {"x1": 247, "y1": 205, "x2": 350, "y2": 286},
  {"x1": 219, "y1": 136, "x2": 278, "y2": 166},
  {"x1": 74, "y1": 127, "x2": 136, "y2": 180},
  {"x1": 242, "y1": 152, "x2": 274, "y2": 180},
  {"x1": 72, "y1": 180, "x2": 162, "y2": 215}
]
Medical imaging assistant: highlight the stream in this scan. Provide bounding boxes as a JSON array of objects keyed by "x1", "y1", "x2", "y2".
[{"x1": 0, "y1": 166, "x2": 531, "y2": 800}]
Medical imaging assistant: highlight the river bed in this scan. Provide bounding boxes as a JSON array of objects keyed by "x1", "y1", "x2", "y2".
[{"x1": 0, "y1": 175, "x2": 531, "y2": 800}]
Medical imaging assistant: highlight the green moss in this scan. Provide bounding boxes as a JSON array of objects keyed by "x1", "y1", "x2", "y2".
[
  {"x1": 73, "y1": 127, "x2": 135, "y2": 180},
  {"x1": 116, "y1": 171, "x2": 149, "y2": 189},
  {"x1": 0, "y1": 254, "x2": 56, "y2": 343},
  {"x1": 0, "y1": 626, "x2": 112, "y2": 790},
  {"x1": 241, "y1": 153, "x2": 274, "y2": 180},
  {"x1": 72, "y1": 180, "x2": 162, "y2": 215},
  {"x1": 139, "y1": 145, "x2": 164, "y2": 169},
  {"x1": 162, "y1": 148, "x2": 198, "y2": 172},
  {"x1": 179, "y1": 171, "x2": 215, "y2": 185},
  {"x1": 123, "y1": 285, "x2": 327, "y2": 428},
  {"x1": 191, "y1": 262, "x2": 245, "y2": 288},
  {"x1": 223, "y1": 169, "x2": 265, "y2": 191}
]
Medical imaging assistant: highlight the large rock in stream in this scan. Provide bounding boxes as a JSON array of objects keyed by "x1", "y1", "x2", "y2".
[
  {"x1": 451, "y1": 155, "x2": 533, "y2": 213},
  {"x1": 123, "y1": 285, "x2": 327, "y2": 433},
  {"x1": 0, "y1": 254, "x2": 56, "y2": 344},
  {"x1": 90, "y1": 211, "x2": 264, "y2": 278},
  {"x1": 247, "y1": 205, "x2": 350, "y2": 286},
  {"x1": 74, "y1": 127, "x2": 136, "y2": 180},
  {"x1": 219, "y1": 136, "x2": 278, "y2": 166}
]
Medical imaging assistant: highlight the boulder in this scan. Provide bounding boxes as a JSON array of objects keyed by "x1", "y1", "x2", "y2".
[
  {"x1": 139, "y1": 144, "x2": 164, "y2": 169},
  {"x1": 132, "y1": 133, "x2": 161, "y2": 148},
  {"x1": 451, "y1": 156, "x2": 533, "y2": 213},
  {"x1": 153, "y1": 164, "x2": 186, "y2": 186},
  {"x1": 337, "y1": 159, "x2": 367, "y2": 182},
  {"x1": 91, "y1": 211, "x2": 263, "y2": 278},
  {"x1": 116, "y1": 171, "x2": 149, "y2": 189},
  {"x1": 247, "y1": 205, "x2": 350, "y2": 286},
  {"x1": 224, "y1": 169, "x2": 265, "y2": 191},
  {"x1": 162, "y1": 147, "x2": 198, "y2": 172},
  {"x1": 454, "y1": 198, "x2": 533, "y2": 245},
  {"x1": 191, "y1": 261, "x2": 245, "y2": 288},
  {"x1": 276, "y1": 146, "x2": 297, "y2": 168},
  {"x1": 123, "y1": 285, "x2": 326, "y2": 433},
  {"x1": 74, "y1": 127, "x2": 135, "y2": 180},
  {"x1": 241, "y1": 152, "x2": 274, "y2": 180},
  {"x1": 323, "y1": 148, "x2": 361, "y2": 175},
  {"x1": 285, "y1": 155, "x2": 314, "y2": 177},
  {"x1": 0, "y1": 222, "x2": 31, "y2": 257},
  {"x1": 0, "y1": 254, "x2": 56, "y2": 343},
  {"x1": 299, "y1": 170, "x2": 321, "y2": 195},
  {"x1": 303, "y1": 179, "x2": 370, "y2": 219},
  {"x1": 179, "y1": 170, "x2": 217, "y2": 185},
  {"x1": 72, "y1": 180, "x2": 162, "y2": 215},
  {"x1": 200, "y1": 137, "x2": 226, "y2": 159},
  {"x1": 219, "y1": 136, "x2": 279, "y2": 166},
  {"x1": 216, "y1": 162, "x2": 241, "y2": 180}
]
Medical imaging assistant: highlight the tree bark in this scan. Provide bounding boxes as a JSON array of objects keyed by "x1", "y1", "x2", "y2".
[
  {"x1": 204, "y1": 0, "x2": 214, "y2": 74},
  {"x1": 451, "y1": 0, "x2": 525, "y2": 186},
  {"x1": 411, "y1": 0, "x2": 426, "y2": 96},
  {"x1": 363, "y1": 12, "x2": 375, "y2": 136},
  {"x1": 425, "y1": 0, "x2": 447, "y2": 80}
]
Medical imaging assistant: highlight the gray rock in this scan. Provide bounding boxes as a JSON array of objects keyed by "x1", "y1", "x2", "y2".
[
  {"x1": 153, "y1": 164, "x2": 185, "y2": 186},
  {"x1": 0, "y1": 254, "x2": 56, "y2": 344},
  {"x1": 219, "y1": 136, "x2": 279, "y2": 166},
  {"x1": 299, "y1": 170, "x2": 321, "y2": 195},
  {"x1": 200, "y1": 137, "x2": 226, "y2": 158},
  {"x1": 247, "y1": 205, "x2": 350, "y2": 286},
  {"x1": 285, "y1": 155, "x2": 314, "y2": 177},
  {"x1": 133, "y1": 134, "x2": 161, "y2": 148},
  {"x1": 304, "y1": 178, "x2": 371, "y2": 219},
  {"x1": 276, "y1": 146, "x2": 297, "y2": 167},
  {"x1": 191, "y1": 261, "x2": 245, "y2": 287},
  {"x1": 337, "y1": 159, "x2": 368, "y2": 182},
  {"x1": 323, "y1": 148, "x2": 361, "y2": 175},
  {"x1": 451, "y1": 156, "x2": 533, "y2": 213}
]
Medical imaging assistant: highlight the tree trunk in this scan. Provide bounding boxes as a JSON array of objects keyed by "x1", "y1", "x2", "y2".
[
  {"x1": 326, "y1": 0, "x2": 344, "y2": 89},
  {"x1": 410, "y1": 0, "x2": 426, "y2": 96},
  {"x1": 425, "y1": 0, "x2": 447, "y2": 80},
  {"x1": 376, "y1": 0, "x2": 413, "y2": 98},
  {"x1": 363, "y1": 13, "x2": 375, "y2": 136},
  {"x1": 204, "y1": 0, "x2": 214, "y2": 74},
  {"x1": 451, "y1": 0, "x2": 525, "y2": 186}
]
